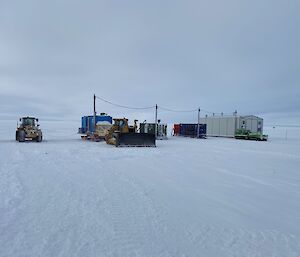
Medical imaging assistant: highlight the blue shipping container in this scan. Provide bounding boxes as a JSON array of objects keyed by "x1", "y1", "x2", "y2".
[
  {"x1": 80, "y1": 115, "x2": 112, "y2": 133},
  {"x1": 179, "y1": 124, "x2": 206, "y2": 138}
]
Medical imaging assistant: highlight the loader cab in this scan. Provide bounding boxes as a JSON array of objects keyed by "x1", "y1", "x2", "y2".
[
  {"x1": 20, "y1": 117, "x2": 38, "y2": 127},
  {"x1": 16, "y1": 116, "x2": 43, "y2": 142}
]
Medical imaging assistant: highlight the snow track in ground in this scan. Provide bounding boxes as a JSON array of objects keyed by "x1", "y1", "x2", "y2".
[{"x1": 0, "y1": 121, "x2": 300, "y2": 257}]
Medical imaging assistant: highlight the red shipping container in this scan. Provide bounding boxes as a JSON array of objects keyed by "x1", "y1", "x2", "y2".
[{"x1": 173, "y1": 124, "x2": 180, "y2": 136}]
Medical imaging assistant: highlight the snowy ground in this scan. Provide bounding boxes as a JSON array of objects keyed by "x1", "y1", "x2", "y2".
[{"x1": 0, "y1": 120, "x2": 300, "y2": 257}]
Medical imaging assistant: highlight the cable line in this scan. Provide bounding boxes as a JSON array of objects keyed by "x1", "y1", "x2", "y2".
[
  {"x1": 95, "y1": 95, "x2": 155, "y2": 110},
  {"x1": 158, "y1": 106, "x2": 198, "y2": 113},
  {"x1": 201, "y1": 109, "x2": 222, "y2": 115},
  {"x1": 95, "y1": 94, "x2": 236, "y2": 116}
]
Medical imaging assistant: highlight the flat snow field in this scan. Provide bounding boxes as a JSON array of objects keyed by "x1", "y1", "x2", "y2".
[{"x1": 0, "y1": 121, "x2": 300, "y2": 257}]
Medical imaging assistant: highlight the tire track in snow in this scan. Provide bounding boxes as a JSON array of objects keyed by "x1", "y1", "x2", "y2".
[
  {"x1": 35, "y1": 147, "x2": 113, "y2": 257},
  {"x1": 100, "y1": 164, "x2": 173, "y2": 257},
  {"x1": 0, "y1": 145, "x2": 29, "y2": 255},
  {"x1": 187, "y1": 226, "x2": 300, "y2": 257},
  {"x1": 0, "y1": 146, "x2": 24, "y2": 226},
  {"x1": 0, "y1": 144, "x2": 109, "y2": 257},
  {"x1": 215, "y1": 168, "x2": 274, "y2": 187}
]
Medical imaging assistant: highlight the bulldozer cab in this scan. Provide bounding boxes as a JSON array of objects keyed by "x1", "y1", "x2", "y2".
[{"x1": 113, "y1": 118, "x2": 129, "y2": 133}]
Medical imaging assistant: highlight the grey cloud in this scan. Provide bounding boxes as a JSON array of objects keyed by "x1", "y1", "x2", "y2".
[{"x1": 0, "y1": 0, "x2": 299, "y2": 124}]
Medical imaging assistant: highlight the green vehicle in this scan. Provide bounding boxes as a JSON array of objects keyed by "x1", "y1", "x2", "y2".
[{"x1": 235, "y1": 129, "x2": 268, "y2": 141}]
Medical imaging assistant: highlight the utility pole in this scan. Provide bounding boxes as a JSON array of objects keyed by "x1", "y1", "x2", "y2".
[
  {"x1": 155, "y1": 104, "x2": 158, "y2": 139},
  {"x1": 233, "y1": 110, "x2": 237, "y2": 132},
  {"x1": 197, "y1": 108, "x2": 200, "y2": 138},
  {"x1": 93, "y1": 94, "x2": 96, "y2": 133}
]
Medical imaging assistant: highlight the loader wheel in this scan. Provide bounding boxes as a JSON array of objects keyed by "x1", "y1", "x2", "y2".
[
  {"x1": 18, "y1": 130, "x2": 25, "y2": 142},
  {"x1": 36, "y1": 133, "x2": 43, "y2": 142},
  {"x1": 15, "y1": 131, "x2": 19, "y2": 141}
]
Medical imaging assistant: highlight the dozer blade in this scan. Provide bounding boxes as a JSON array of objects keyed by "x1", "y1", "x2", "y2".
[{"x1": 116, "y1": 133, "x2": 156, "y2": 147}]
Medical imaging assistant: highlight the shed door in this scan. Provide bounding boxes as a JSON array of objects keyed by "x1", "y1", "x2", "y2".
[
  {"x1": 257, "y1": 120, "x2": 262, "y2": 133},
  {"x1": 251, "y1": 119, "x2": 258, "y2": 133}
]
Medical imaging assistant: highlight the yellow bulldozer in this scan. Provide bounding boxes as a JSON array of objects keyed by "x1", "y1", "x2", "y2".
[{"x1": 105, "y1": 118, "x2": 156, "y2": 147}]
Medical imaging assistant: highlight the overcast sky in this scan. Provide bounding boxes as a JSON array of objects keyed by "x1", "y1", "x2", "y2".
[{"x1": 0, "y1": 0, "x2": 299, "y2": 124}]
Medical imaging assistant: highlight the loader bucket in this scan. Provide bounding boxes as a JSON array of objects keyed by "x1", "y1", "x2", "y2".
[{"x1": 116, "y1": 133, "x2": 156, "y2": 147}]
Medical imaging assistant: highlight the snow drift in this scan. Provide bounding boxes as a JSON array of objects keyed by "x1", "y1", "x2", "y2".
[{"x1": 0, "y1": 120, "x2": 299, "y2": 257}]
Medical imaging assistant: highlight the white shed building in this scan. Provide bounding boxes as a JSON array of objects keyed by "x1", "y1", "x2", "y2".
[{"x1": 199, "y1": 115, "x2": 264, "y2": 138}]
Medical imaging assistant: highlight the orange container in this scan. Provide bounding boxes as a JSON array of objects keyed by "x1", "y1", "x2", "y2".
[{"x1": 173, "y1": 124, "x2": 180, "y2": 136}]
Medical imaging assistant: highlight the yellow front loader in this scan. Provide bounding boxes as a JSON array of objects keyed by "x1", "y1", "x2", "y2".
[{"x1": 16, "y1": 117, "x2": 43, "y2": 142}]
